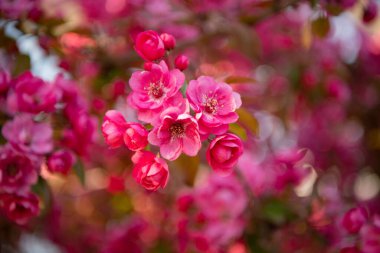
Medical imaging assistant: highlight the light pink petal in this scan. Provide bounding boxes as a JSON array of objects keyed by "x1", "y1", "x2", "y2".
[{"x1": 160, "y1": 138, "x2": 182, "y2": 161}]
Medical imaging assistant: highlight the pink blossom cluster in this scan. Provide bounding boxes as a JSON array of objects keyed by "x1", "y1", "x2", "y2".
[
  {"x1": 0, "y1": 69, "x2": 96, "y2": 225},
  {"x1": 102, "y1": 30, "x2": 243, "y2": 191}
]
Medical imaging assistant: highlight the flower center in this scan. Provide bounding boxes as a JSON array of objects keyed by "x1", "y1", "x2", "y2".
[
  {"x1": 170, "y1": 123, "x2": 185, "y2": 138},
  {"x1": 148, "y1": 82, "x2": 164, "y2": 99},
  {"x1": 204, "y1": 97, "x2": 218, "y2": 114},
  {"x1": 6, "y1": 163, "x2": 19, "y2": 177}
]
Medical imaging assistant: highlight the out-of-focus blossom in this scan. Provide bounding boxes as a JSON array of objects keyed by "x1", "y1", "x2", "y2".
[
  {"x1": 47, "y1": 150, "x2": 76, "y2": 175},
  {"x1": 6, "y1": 71, "x2": 59, "y2": 114},
  {"x1": 187, "y1": 76, "x2": 241, "y2": 139},
  {"x1": 107, "y1": 175, "x2": 125, "y2": 193},
  {"x1": 102, "y1": 110, "x2": 128, "y2": 149},
  {"x1": 127, "y1": 61, "x2": 185, "y2": 125},
  {"x1": 175, "y1": 55, "x2": 189, "y2": 71},
  {"x1": 134, "y1": 30, "x2": 166, "y2": 61},
  {"x1": 342, "y1": 206, "x2": 369, "y2": 234},
  {"x1": 362, "y1": 0, "x2": 378, "y2": 23},
  {"x1": 160, "y1": 33, "x2": 176, "y2": 50},
  {"x1": 2, "y1": 114, "x2": 53, "y2": 155},
  {"x1": 177, "y1": 174, "x2": 247, "y2": 252},
  {"x1": 0, "y1": 145, "x2": 38, "y2": 193},
  {"x1": 123, "y1": 123, "x2": 148, "y2": 151},
  {"x1": 0, "y1": 0, "x2": 42, "y2": 20},
  {"x1": 206, "y1": 133, "x2": 243, "y2": 175},
  {"x1": 148, "y1": 107, "x2": 201, "y2": 161},
  {"x1": 0, "y1": 192, "x2": 39, "y2": 225},
  {"x1": 359, "y1": 215, "x2": 380, "y2": 253},
  {"x1": 132, "y1": 151, "x2": 169, "y2": 191},
  {"x1": 101, "y1": 217, "x2": 147, "y2": 253}
]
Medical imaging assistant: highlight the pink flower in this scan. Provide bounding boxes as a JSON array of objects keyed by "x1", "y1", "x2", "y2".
[
  {"x1": 6, "y1": 71, "x2": 59, "y2": 114},
  {"x1": 0, "y1": 192, "x2": 39, "y2": 225},
  {"x1": 160, "y1": 33, "x2": 176, "y2": 50},
  {"x1": 342, "y1": 206, "x2": 369, "y2": 234},
  {"x1": 127, "y1": 60, "x2": 185, "y2": 125},
  {"x1": 0, "y1": 145, "x2": 38, "y2": 193},
  {"x1": 206, "y1": 133, "x2": 243, "y2": 175},
  {"x1": 134, "y1": 30, "x2": 166, "y2": 61},
  {"x1": 186, "y1": 76, "x2": 241, "y2": 139},
  {"x1": 102, "y1": 110, "x2": 128, "y2": 149},
  {"x1": 148, "y1": 107, "x2": 201, "y2": 161},
  {"x1": 132, "y1": 151, "x2": 169, "y2": 191},
  {"x1": 2, "y1": 114, "x2": 53, "y2": 155},
  {"x1": 175, "y1": 55, "x2": 189, "y2": 71},
  {"x1": 47, "y1": 150, "x2": 76, "y2": 175},
  {"x1": 359, "y1": 215, "x2": 380, "y2": 253},
  {"x1": 123, "y1": 123, "x2": 148, "y2": 151}
]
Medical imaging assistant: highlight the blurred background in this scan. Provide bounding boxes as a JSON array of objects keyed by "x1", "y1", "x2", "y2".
[{"x1": 1, "y1": 0, "x2": 380, "y2": 252}]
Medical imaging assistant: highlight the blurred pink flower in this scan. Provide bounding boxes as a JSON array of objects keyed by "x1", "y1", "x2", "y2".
[
  {"x1": 2, "y1": 114, "x2": 53, "y2": 155},
  {"x1": 187, "y1": 76, "x2": 241, "y2": 139},
  {"x1": 134, "y1": 30, "x2": 166, "y2": 61},
  {"x1": 132, "y1": 151, "x2": 169, "y2": 191},
  {"x1": 342, "y1": 206, "x2": 369, "y2": 234},
  {"x1": 148, "y1": 107, "x2": 201, "y2": 161},
  {"x1": 0, "y1": 192, "x2": 39, "y2": 225},
  {"x1": 6, "y1": 71, "x2": 59, "y2": 114},
  {"x1": 47, "y1": 150, "x2": 76, "y2": 175},
  {"x1": 0, "y1": 145, "x2": 38, "y2": 193},
  {"x1": 206, "y1": 133, "x2": 243, "y2": 175},
  {"x1": 359, "y1": 215, "x2": 380, "y2": 253}
]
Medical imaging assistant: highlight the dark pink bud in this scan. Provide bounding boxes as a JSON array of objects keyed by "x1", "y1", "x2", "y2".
[
  {"x1": 342, "y1": 206, "x2": 369, "y2": 234},
  {"x1": 0, "y1": 192, "x2": 39, "y2": 225},
  {"x1": 160, "y1": 33, "x2": 176, "y2": 50},
  {"x1": 175, "y1": 55, "x2": 189, "y2": 71},
  {"x1": 134, "y1": 30, "x2": 165, "y2": 61},
  {"x1": 123, "y1": 123, "x2": 149, "y2": 151},
  {"x1": 107, "y1": 176, "x2": 125, "y2": 193},
  {"x1": 363, "y1": 0, "x2": 378, "y2": 23},
  {"x1": 47, "y1": 150, "x2": 76, "y2": 175}
]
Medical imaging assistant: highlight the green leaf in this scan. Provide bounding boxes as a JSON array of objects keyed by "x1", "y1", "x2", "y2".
[
  {"x1": 224, "y1": 75, "x2": 256, "y2": 84},
  {"x1": 311, "y1": 16, "x2": 330, "y2": 38},
  {"x1": 13, "y1": 54, "x2": 31, "y2": 76},
  {"x1": 237, "y1": 108, "x2": 259, "y2": 137},
  {"x1": 73, "y1": 160, "x2": 86, "y2": 186},
  {"x1": 229, "y1": 123, "x2": 247, "y2": 140},
  {"x1": 263, "y1": 199, "x2": 293, "y2": 225}
]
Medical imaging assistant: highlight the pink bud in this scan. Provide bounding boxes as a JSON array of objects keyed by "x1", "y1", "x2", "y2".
[
  {"x1": 160, "y1": 33, "x2": 176, "y2": 50},
  {"x1": 206, "y1": 133, "x2": 243, "y2": 175},
  {"x1": 102, "y1": 110, "x2": 128, "y2": 149},
  {"x1": 175, "y1": 55, "x2": 189, "y2": 71},
  {"x1": 134, "y1": 30, "x2": 165, "y2": 61},
  {"x1": 123, "y1": 123, "x2": 149, "y2": 151},
  {"x1": 143, "y1": 62, "x2": 154, "y2": 71},
  {"x1": 132, "y1": 151, "x2": 169, "y2": 191},
  {"x1": 342, "y1": 206, "x2": 369, "y2": 234},
  {"x1": 47, "y1": 150, "x2": 76, "y2": 175},
  {"x1": 363, "y1": 0, "x2": 378, "y2": 23}
]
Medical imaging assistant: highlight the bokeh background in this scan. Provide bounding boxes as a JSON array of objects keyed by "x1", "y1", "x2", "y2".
[{"x1": 1, "y1": 0, "x2": 380, "y2": 252}]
